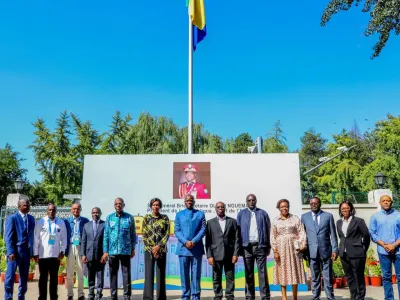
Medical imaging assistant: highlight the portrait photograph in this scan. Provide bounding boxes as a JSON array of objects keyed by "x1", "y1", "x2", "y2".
[{"x1": 173, "y1": 162, "x2": 211, "y2": 199}]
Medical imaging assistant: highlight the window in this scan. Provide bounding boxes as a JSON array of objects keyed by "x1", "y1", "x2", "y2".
[
  {"x1": 170, "y1": 244, "x2": 176, "y2": 254},
  {"x1": 139, "y1": 263, "x2": 144, "y2": 273},
  {"x1": 140, "y1": 244, "x2": 144, "y2": 254}
]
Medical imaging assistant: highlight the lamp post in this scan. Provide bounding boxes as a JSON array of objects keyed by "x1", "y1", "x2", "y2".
[
  {"x1": 374, "y1": 172, "x2": 387, "y2": 189},
  {"x1": 14, "y1": 177, "x2": 25, "y2": 193}
]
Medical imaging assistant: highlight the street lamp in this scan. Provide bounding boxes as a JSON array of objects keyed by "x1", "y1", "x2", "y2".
[
  {"x1": 14, "y1": 177, "x2": 25, "y2": 193},
  {"x1": 374, "y1": 172, "x2": 387, "y2": 189}
]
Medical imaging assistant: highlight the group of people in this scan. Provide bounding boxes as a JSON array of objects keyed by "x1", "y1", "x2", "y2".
[{"x1": 3, "y1": 194, "x2": 400, "y2": 300}]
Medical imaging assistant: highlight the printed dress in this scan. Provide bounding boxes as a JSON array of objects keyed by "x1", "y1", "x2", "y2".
[{"x1": 271, "y1": 214, "x2": 307, "y2": 286}]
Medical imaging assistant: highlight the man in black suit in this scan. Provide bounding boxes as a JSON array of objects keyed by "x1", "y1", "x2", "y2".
[
  {"x1": 206, "y1": 201, "x2": 241, "y2": 300},
  {"x1": 337, "y1": 200, "x2": 370, "y2": 300},
  {"x1": 81, "y1": 207, "x2": 106, "y2": 300}
]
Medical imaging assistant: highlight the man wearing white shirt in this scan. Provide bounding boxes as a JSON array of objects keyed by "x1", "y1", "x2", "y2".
[
  {"x1": 34, "y1": 203, "x2": 68, "y2": 300},
  {"x1": 205, "y1": 202, "x2": 240, "y2": 300}
]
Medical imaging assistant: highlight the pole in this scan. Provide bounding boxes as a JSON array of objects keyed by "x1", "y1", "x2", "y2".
[
  {"x1": 303, "y1": 145, "x2": 357, "y2": 176},
  {"x1": 256, "y1": 136, "x2": 263, "y2": 153},
  {"x1": 188, "y1": 15, "x2": 193, "y2": 154}
]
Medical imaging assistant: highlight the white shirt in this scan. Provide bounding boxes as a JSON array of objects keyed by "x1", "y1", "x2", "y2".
[
  {"x1": 312, "y1": 211, "x2": 321, "y2": 225},
  {"x1": 18, "y1": 211, "x2": 26, "y2": 219},
  {"x1": 34, "y1": 216, "x2": 67, "y2": 259},
  {"x1": 218, "y1": 216, "x2": 226, "y2": 233},
  {"x1": 249, "y1": 209, "x2": 259, "y2": 242},
  {"x1": 71, "y1": 217, "x2": 81, "y2": 243}
]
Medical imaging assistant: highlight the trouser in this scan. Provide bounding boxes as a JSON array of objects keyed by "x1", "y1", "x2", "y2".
[
  {"x1": 4, "y1": 248, "x2": 30, "y2": 300},
  {"x1": 38, "y1": 258, "x2": 60, "y2": 300},
  {"x1": 243, "y1": 244, "x2": 271, "y2": 300},
  {"x1": 179, "y1": 256, "x2": 202, "y2": 300},
  {"x1": 87, "y1": 260, "x2": 105, "y2": 299},
  {"x1": 109, "y1": 255, "x2": 131, "y2": 300},
  {"x1": 310, "y1": 253, "x2": 335, "y2": 300},
  {"x1": 212, "y1": 259, "x2": 235, "y2": 300},
  {"x1": 143, "y1": 251, "x2": 167, "y2": 300},
  {"x1": 378, "y1": 253, "x2": 400, "y2": 300},
  {"x1": 340, "y1": 253, "x2": 366, "y2": 300},
  {"x1": 67, "y1": 244, "x2": 84, "y2": 298}
]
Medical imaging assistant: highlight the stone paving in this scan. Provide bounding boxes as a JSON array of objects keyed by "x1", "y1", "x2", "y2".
[{"x1": 0, "y1": 281, "x2": 390, "y2": 299}]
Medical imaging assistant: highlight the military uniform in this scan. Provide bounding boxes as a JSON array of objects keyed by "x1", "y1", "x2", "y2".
[{"x1": 179, "y1": 164, "x2": 210, "y2": 199}]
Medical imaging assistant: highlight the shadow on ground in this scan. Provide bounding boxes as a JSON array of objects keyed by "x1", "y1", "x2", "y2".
[{"x1": 120, "y1": 297, "x2": 379, "y2": 300}]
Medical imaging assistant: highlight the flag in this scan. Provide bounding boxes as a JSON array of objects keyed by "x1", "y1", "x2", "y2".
[{"x1": 188, "y1": 0, "x2": 207, "y2": 50}]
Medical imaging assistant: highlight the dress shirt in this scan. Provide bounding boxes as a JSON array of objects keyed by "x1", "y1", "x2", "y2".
[
  {"x1": 93, "y1": 220, "x2": 98, "y2": 236},
  {"x1": 249, "y1": 208, "x2": 259, "y2": 242},
  {"x1": 71, "y1": 217, "x2": 81, "y2": 243},
  {"x1": 218, "y1": 216, "x2": 226, "y2": 233},
  {"x1": 34, "y1": 216, "x2": 67, "y2": 259},
  {"x1": 369, "y1": 209, "x2": 400, "y2": 255},
  {"x1": 103, "y1": 211, "x2": 137, "y2": 255},
  {"x1": 342, "y1": 216, "x2": 352, "y2": 238},
  {"x1": 312, "y1": 211, "x2": 321, "y2": 225}
]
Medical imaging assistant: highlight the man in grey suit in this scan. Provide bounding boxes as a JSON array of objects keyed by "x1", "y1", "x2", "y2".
[
  {"x1": 301, "y1": 197, "x2": 338, "y2": 300},
  {"x1": 81, "y1": 207, "x2": 106, "y2": 300},
  {"x1": 206, "y1": 202, "x2": 241, "y2": 300}
]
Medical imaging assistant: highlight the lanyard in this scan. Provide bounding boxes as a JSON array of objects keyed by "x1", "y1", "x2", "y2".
[
  {"x1": 73, "y1": 218, "x2": 80, "y2": 234},
  {"x1": 48, "y1": 219, "x2": 56, "y2": 234}
]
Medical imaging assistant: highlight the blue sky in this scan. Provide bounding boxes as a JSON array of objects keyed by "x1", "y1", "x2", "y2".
[{"x1": 0, "y1": 0, "x2": 399, "y2": 181}]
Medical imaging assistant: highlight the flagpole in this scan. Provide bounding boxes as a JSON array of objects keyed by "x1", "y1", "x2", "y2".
[{"x1": 188, "y1": 14, "x2": 193, "y2": 154}]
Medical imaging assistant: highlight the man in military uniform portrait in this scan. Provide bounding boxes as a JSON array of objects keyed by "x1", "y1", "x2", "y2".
[{"x1": 178, "y1": 164, "x2": 210, "y2": 199}]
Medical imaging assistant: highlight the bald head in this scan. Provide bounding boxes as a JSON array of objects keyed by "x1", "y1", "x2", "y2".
[{"x1": 380, "y1": 194, "x2": 393, "y2": 212}]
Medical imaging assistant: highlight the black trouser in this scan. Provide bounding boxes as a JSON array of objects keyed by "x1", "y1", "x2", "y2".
[
  {"x1": 212, "y1": 259, "x2": 235, "y2": 300},
  {"x1": 87, "y1": 260, "x2": 105, "y2": 299},
  {"x1": 143, "y1": 251, "x2": 167, "y2": 300},
  {"x1": 243, "y1": 244, "x2": 271, "y2": 300},
  {"x1": 341, "y1": 253, "x2": 366, "y2": 300},
  {"x1": 109, "y1": 255, "x2": 131, "y2": 300},
  {"x1": 38, "y1": 258, "x2": 60, "y2": 300}
]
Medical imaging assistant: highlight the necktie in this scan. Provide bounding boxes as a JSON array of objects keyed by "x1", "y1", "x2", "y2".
[
  {"x1": 314, "y1": 213, "x2": 319, "y2": 231},
  {"x1": 23, "y1": 215, "x2": 28, "y2": 233},
  {"x1": 93, "y1": 221, "x2": 97, "y2": 236}
]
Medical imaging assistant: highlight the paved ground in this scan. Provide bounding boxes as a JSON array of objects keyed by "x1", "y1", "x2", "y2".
[{"x1": 0, "y1": 282, "x2": 391, "y2": 299}]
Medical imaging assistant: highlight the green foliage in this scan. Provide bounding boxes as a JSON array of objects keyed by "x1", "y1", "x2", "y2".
[
  {"x1": 321, "y1": 0, "x2": 400, "y2": 58},
  {"x1": 0, "y1": 110, "x2": 397, "y2": 205},
  {"x1": 0, "y1": 144, "x2": 27, "y2": 207},
  {"x1": 333, "y1": 258, "x2": 344, "y2": 277},
  {"x1": 370, "y1": 264, "x2": 382, "y2": 276},
  {"x1": 263, "y1": 121, "x2": 288, "y2": 153}
]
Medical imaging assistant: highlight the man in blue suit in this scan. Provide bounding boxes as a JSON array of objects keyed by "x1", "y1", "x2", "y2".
[
  {"x1": 301, "y1": 197, "x2": 338, "y2": 300},
  {"x1": 174, "y1": 194, "x2": 206, "y2": 300},
  {"x1": 4, "y1": 199, "x2": 35, "y2": 300}
]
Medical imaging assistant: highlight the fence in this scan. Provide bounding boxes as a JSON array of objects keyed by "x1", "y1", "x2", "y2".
[
  {"x1": 0, "y1": 206, "x2": 72, "y2": 235},
  {"x1": 302, "y1": 190, "x2": 400, "y2": 205}
]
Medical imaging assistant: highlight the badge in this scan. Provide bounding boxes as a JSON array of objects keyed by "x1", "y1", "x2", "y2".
[
  {"x1": 48, "y1": 234, "x2": 56, "y2": 245},
  {"x1": 73, "y1": 235, "x2": 80, "y2": 246}
]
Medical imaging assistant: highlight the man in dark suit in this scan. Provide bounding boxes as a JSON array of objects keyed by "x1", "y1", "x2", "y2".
[
  {"x1": 81, "y1": 207, "x2": 106, "y2": 300},
  {"x1": 206, "y1": 201, "x2": 240, "y2": 300},
  {"x1": 237, "y1": 194, "x2": 271, "y2": 300},
  {"x1": 301, "y1": 197, "x2": 338, "y2": 300},
  {"x1": 337, "y1": 200, "x2": 370, "y2": 300},
  {"x1": 4, "y1": 199, "x2": 35, "y2": 300}
]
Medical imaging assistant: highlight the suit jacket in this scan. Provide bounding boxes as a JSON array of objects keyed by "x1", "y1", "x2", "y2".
[
  {"x1": 337, "y1": 216, "x2": 370, "y2": 258},
  {"x1": 64, "y1": 216, "x2": 90, "y2": 256},
  {"x1": 81, "y1": 220, "x2": 105, "y2": 262},
  {"x1": 174, "y1": 209, "x2": 206, "y2": 257},
  {"x1": 301, "y1": 210, "x2": 338, "y2": 260},
  {"x1": 5, "y1": 212, "x2": 35, "y2": 257},
  {"x1": 205, "y1": 216, "x2": 240, "y2": 261}
]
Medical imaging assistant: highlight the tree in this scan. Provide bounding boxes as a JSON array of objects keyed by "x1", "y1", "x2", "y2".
[
  {"x1": 263, "y1": 121, "x2": 288, "y2": 153},
  {"x1": 230, "y1": 133, "x2": 253, "y2": 153},
  {"x1": 321, "y1": 0, "x2": 400, "y2": 58},
  {"x1": 0, "y1": 144, "x2": 27, "y2": 207}
]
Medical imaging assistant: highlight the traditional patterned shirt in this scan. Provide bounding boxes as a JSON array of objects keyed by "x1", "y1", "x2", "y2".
[
  {"x1": 142, "y1": 213, "x2": 170, "y2": 253},
  {"x1": 103, "y1": 211, "x2": 137, "y2": 255}
]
